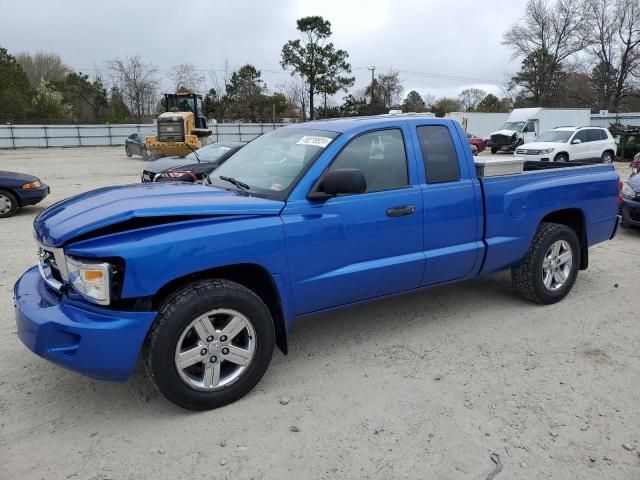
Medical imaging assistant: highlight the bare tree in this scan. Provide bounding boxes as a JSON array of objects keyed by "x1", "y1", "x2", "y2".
[
  {"x1": 15, "y1": 51, "x2": 70, "y2": 88},
  {"x1": 503, "y1": 0, "x2": 590, "y2": 104},
  {"x1": 586, "y1": 0, "x2": 640, "y2": 111},
  {"x1": 108, "y1": 56, "x2": 160, "y2": 122},
  {"x1": 504, "y1": 0, "x2": 590, "y2": 63},
  {"x1": 458, "y1": 88, "x2": 487, "y2": 111},
  {"x1": 279, "y1": 76, "x2": 308, "y2": 121},
  {"x1": 423, "y1": 93, "x2": 436, "y2": 111},
  {"x1": 169, "y1": 63, "x2": 205, "y2": 93},
  {"x1": 207, "y1": 59, "x2": 232, "y2": 100}
]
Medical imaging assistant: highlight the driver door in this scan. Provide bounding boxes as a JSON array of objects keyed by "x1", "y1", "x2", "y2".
[{"x1": 282, "y1": 127, "x2": 425, "y2": 315}]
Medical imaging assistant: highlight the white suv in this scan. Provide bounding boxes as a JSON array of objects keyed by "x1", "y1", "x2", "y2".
[{"x1": 514, "y1": 127, "x2": 616, "y2": 163}]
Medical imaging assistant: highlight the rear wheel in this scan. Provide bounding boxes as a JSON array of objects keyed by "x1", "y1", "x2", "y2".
[
  {"x1": 554, "y1": 153, "x2": 569, "y2": 163},
  {"x1": 601, "y1": 151, "x2": 613, "y2": 164},
  {"x1": 491, "y1": 147, "x2": 497, "y2": 154},
  {"x1": 512, "y1": 222, "x2": 580, "y2": 304},
  {"x1": 0, "y1": 190, "x2": 18, "y2": 218},
  {"x1": 144, "y1": 280, "x2": 275, "y2": 410}
]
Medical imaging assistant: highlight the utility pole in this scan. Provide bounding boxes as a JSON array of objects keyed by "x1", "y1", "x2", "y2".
[{"x1": 367, "y1": 66, "x2": 375, "y2": 105}]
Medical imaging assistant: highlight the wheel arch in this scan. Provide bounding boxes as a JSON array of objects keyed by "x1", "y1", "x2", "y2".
[
  {"x1": 0, "y1": 187, "x2": 21, "y2": 207},
  {"x1": 554, "y1": 151, "x2": 569, "y2": 161},
  {"x1": 540, "y1": 208, "x2": 588, "y2": 270},
  {"x1": 151, "y1": 263, "x2": 289, "y2": 354}
]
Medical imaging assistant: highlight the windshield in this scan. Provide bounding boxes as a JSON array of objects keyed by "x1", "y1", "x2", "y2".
[
  {"x1": 501, "y1": 121, "x2": 526, "y2": 131},
  {"x1": 185, "y1": 144, "x2": 233, "y2": 163},
  {"x1": 209, "y1": 128, "x2": 339, "y2": 199},
  {"x1": 166, "y1": 95, "x2": 195, "y2": 113},
  {"x1": 537, "y1": 130, "x2": 574, "y2": 143}
]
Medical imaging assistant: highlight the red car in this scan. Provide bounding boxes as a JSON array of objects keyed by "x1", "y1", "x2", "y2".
[
  {"x1": 466, "y1": 133, "x2": 487, "y2": 154},
  {"x1": 631, "y1": 152, "x2": 640, "y2": 177}
]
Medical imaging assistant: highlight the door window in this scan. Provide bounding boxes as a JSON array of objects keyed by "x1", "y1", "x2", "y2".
[
  {"x1": 416, "y1": 125, "x2": 461, "y2": 184},
  {"x1": 524, "y1": 121, "x2": 536, "y2": 133},
  {"x1": 329, "y1": 129, "x2": 408, "y2": 192},
  {"x1": 572, "y1": 130, "x2": 588, "y2": 143}
]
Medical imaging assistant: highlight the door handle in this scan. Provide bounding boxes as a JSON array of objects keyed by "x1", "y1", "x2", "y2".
[{"x1": 386, "y1": 205, "x2": 416, "y2": 217}]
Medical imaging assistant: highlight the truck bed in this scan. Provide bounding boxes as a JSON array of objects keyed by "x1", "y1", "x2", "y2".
[{"x1": 477, "y1": 162, "x2": 619, "y2": 275}]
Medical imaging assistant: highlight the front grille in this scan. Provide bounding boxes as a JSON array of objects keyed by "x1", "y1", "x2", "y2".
[
  {"x1": 37, "y1": 245, "x2": 67, "y2": 290},
  {"x1": 157, "y1": 119, "x2": 185, "y2": 142},
  {"x1": 490, "y1": 134, "x2": 513, "y2": 148}
]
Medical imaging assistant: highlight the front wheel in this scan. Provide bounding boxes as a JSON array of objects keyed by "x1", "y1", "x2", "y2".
[
  {"x1": 125, "y1": 145, "x2": 132, "y2": 157},
  {"x1": 511, "y1": 222, "x2": 580, "y2": 304},
  {"x1": 490, "y1": 147, "x2": 497, "y2": 154},
  {"x1": 144, "y1": 280, "x2": 275, "y2": 410},
  {"x1": 554, "y1": 153, "x2": 569, "y2": 162},
  {"x1": 0, "y1": 190, "x2": 18, "y2": 218}
]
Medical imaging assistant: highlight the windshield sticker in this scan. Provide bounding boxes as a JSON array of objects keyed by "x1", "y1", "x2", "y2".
[
  {"x1": 270, "y1": 182, "x2": 284, "y2": 191},
  {"x1": 296, "y1": 135, "x2": 333, "y2": 148}
]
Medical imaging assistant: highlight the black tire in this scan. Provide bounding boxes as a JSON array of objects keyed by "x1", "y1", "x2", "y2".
[
  {"x1": 144, "y1": 279, "x2": 275, "y2": 410},
  {"x1": 0, "y1": 189, "x2": 19, "y2": 218},
  {"x1": 125, "y1": 145, "x2": 132, "y2": 157},
  {"x1": 511, "y1": 222, "x2": 581, "y2": 305},
  {"x1": 491, "y1": 147, "x2": 497, "y2": 154},
  {"x1": 554, "y1": 153, "x2": 569, "y2": 163},
  {"x1": 601, "y1": 151, "x2": 614, "y2": 164}
]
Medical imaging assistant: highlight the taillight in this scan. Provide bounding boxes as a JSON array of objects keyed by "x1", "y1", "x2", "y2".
[{"x1": 618, "y1": 178, "x2": 623, "y2": 206}]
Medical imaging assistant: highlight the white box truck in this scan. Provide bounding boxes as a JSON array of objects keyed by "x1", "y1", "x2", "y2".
[
  {"x1": 486, "y1": 108, "x2": 591, "y2": 154},
  {"x1": 445, "y1": 112, "x2": 510, "y2": 139}
]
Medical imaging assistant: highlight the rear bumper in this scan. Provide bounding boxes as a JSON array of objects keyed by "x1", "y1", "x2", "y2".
[
  {"x1": 14, "y1": 266, "x2": 157, "y2": 382},
  {"x1": 620, "y1": 199, "x2": 640, "y2": 228},
  {"x1": 19, "y1": 184, "x2": 49, "y2": 206}
]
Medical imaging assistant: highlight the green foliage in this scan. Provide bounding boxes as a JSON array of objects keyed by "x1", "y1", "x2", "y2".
[
  {"x1": 0, "y1": 46, "x2": 33, "y2": 121},
  {"x1": 364, "y1": 71, "x2": 403, "y2": 111},
  {"x1": 509, "y1": 49, "x2": 567, "y2": 107},
  {"x1": 431, "y1": 97, "x2": 462, "y2": 117},
  {"x1": 475, "y1": 94, "x2": 509, "y2": 113},
  {"x1": 591, "y1": 61, "x2": 618, "y2": 111},
  {"x1": 281, "y1": 16, "x2": 354, "y2": 119},
  {"x1": 32, "y1": 80, "x2": 73, "y2": 122},
  {"x1": 54, "y1": 72, "x2": 108, "y2": 123},
  {"x1": 402, "y1": 90, "x2": 426, "y2": 112}
]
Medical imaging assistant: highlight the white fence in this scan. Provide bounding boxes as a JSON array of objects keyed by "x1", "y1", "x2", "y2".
[
  {"x1": 589, "y1": 113, "x2": 640, "y2": 128},
  {"x1": 0, "y1": 123, "x2": 287, "y2": 149}
]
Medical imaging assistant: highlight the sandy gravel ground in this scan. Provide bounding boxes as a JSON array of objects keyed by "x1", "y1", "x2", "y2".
[{"x1": 0, "y1": 147, "x2": 639, "y2": 480}]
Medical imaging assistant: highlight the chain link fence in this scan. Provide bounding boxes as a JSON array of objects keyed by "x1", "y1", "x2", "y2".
[{"x1": 0, "y1": 123, "x2": 288, "y2": 149}]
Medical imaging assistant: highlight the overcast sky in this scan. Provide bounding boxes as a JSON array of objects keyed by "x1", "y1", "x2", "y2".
[{"x1": 1, "y1": 0, "x2": 528, "y2": 102}]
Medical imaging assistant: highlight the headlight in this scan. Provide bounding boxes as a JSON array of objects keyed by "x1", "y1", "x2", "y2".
[
  {"x1": 541, "y1": 148, "x2": 555, "y2": 154},
  {"x1": 22, "y1": 180, "x2": 42, "y2": 189},
  {"x1": 65, "y1": 256, "x2": 113, "y2": 305},
  {"x1": 622, "y1": 183, "x2": 636, "y2": 200}
]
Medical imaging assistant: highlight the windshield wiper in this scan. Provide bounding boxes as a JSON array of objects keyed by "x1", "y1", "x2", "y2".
[
  {"x1": 184, "y1": 143, "x2": 202, "y2": 163},
  {"x1": 219, "y1": 175, "x2": 251, "y2": 192}
]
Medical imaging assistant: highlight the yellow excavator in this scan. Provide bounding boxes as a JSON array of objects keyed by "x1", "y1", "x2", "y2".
[{"x1": 145, "y1": 92, "x2": 212, "y2": 159}]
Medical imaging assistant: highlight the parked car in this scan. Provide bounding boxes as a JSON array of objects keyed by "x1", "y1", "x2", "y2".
[
  {"x1": 630, "y1": 152, "x2": 640, "y2": 176},
  {"x1": 466, "y1": 132, "x2": 486, "y2": 154},
  {"x1": 141, "y1": 141, "x2": 244, "y2": 183},
  {"x1": 514, "y1": 126, "x2": 616, "y2": 163},
  {"x1": 125, "y1": 133, "x2": 149, "y2": 160},
  {"x1": 620, "y1": 174, "x2": 640, "y2": 228},
  {"x1": 0, "y1": 171, "x2": 49, "y2": 218},
  {"x1": 15, "y1": 117, "x2": 621, "y2": 410}
]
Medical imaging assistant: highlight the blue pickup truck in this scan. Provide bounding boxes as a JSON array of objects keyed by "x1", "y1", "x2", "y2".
[{"x1": 14, "y1": 116, "x2": 621, "y2": 410}]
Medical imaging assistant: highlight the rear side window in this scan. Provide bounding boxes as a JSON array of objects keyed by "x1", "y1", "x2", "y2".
[
  {"x1": 416, "y1": 126, "x2": 461, "y2": 184},
  {"x1": 600, "y1": 129, "x2": 609, "y2": 140},
  {"x1": 586, "y1": 129, "x2": 603, "y2": 142}
]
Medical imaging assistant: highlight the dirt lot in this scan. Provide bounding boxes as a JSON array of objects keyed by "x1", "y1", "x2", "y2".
[{"x1": 0, "y1": 147, "x2": 639, "y2": 479}]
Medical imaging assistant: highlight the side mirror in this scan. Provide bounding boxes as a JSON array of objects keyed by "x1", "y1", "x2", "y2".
[
  {"x1": 308, "y1": 168, "x2": 367, "y2": 200},
  {"x1": 571, "y1": 139, "x2": 582, "y2": 145}
]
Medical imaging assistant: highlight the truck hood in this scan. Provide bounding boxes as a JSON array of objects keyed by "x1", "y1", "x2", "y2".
[
  {"x1": 34, "y1": 183, "x2": 285, "y2": 247},
  {"x1": 490, "y1": 129, "x2": 519, "y2": 137}
]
